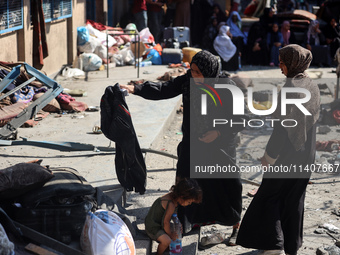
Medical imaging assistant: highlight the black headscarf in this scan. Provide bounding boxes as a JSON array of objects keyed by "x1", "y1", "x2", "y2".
[{"x1": 191, "y1": 50, "x2": 219, "y2": 78}]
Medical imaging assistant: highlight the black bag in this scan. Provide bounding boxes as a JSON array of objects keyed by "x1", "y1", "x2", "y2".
[
  {"x1": 162, "y1": 48, "x2": 183, "y2": 65},
  {"x1": 10, "y1": 167, "x2": 95, "y2": 244}
]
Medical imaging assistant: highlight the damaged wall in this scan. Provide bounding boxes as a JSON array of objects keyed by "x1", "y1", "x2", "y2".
[{"x1": 0, "y1": 0, "x2": 86, "y2": 75}]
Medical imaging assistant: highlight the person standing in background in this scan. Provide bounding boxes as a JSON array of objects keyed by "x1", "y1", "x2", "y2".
[
  {"x1": 132, "y1": 0, "x2": 148, "y2": 32},
  {"x1": 147, "y1": 0, "x2": 165, "y2": 43},
  {"x1": 281, "y1": 20, "x2": 296, "y2": 47},
  {"x1": 323, "y1": 18, "x2": 340, "y2": 61},
  {"x1": 164, "y1": 0, "x2": 177, "y2": 27},
  {"x1": 267, "y1": 23, "x2": 283, "y2": 66},
  {"x1": 173, "y1": 0, "x2": 191, "y2": 27},
  {"x1": 304, "y1": 20, "x2": 332, "y2": 67}
]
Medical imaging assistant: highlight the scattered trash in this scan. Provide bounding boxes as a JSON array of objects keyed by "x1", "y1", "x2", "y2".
[
  {"x1": 316, "y1": 247, "x2": 329, "y2": 255},
  {"x1": 71, "y1": 115, "x2": 85, "y2": 119},
  {"x1": 316, "y1": 140, "x2": 340, "y2": 152},
  {"x1": 176, "y1": 132, "x2": 182, "y2": 135},
  {"x1": 317, "y1": 125, "x2": 332, "y2": 135},
  {"x1": 318, "y1": 83, "x2": 329, "y2": 90},
  {"x1": 332, "y1": 208, "x2": 340, "y2": 217},
  {"x1": 198, "y1": 231, "x2": 226, "y2": 250},
  {"x1": 325, "y1": 245, "x2": 340, "y2": 255},
  {"x1": 240, "y1": 153, "x2": 253, "y2": 160},
  {"x1": 315, "y1": 228, "x2": 327, "y2": 234},
  {"x1": 63, "y1": 88, "x2": 87, "y2": 97},
  {"x1": 143, "y1": 70, "x2": 154, "y2": 74},
  {"x1": 322, "y1": 223, "x2": 339, "y2": 234},
  {"x1": 247, "y1": 188, "x2": 258, "y2": 197},
  {"x1": 86, "y1": 106, "x2": 100, "y2": 112},
  {"x1": 92, "y1": 125, "x2": 102, "y2": 134},
  {"x1": 61, "y1": 67, "x2": 86, "y2": 79}
]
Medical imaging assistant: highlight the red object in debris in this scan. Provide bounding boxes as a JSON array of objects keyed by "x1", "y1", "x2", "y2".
[{"x1": 333, "y1": 109, "x2": 340, "y2": 124}]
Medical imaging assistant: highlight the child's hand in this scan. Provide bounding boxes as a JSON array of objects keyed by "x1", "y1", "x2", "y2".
[
  {"x1": 199, "y1": 130, "x2": 220, "y2": 143},
  {"x1": 171, "y1": 232, "x2": 178, "y2": 241}
]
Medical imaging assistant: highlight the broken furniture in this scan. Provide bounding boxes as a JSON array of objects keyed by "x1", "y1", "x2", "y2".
[{"x1": 0, "y1": 63, "x2": 63, "y2": 140}]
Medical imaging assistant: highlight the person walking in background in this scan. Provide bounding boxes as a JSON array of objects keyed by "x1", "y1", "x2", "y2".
[
  {"x1": 237, "y1": 44, "x2": 320, "y2": 255},
  {"x1": 147, "y1": 0, "x2": 165, "y2": 43},
  {"x1": 281, "y1": 20, "x2": 296, "y2": 47},
  {"x1": 145, "y1": 179, "x2": 202, "y2": 255},
  {"x1": 132, "y1": 0, "x2": 148, "y2": 32},
  {"x1": 267, "y1": 23, "x2": 283, "y2": 66}
]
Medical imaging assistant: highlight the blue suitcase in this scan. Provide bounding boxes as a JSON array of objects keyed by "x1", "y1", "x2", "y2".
[{"x1": 163, "y1": 26, "x2": 190, "y2": 44}]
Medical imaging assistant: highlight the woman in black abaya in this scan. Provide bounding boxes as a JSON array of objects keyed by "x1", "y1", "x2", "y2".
[
  {"x1": 236, "y1": 44, "x2": 320, "y2": 255},
  {"x1": 120, "y1": 50, "x2": 245, "y2": 246}
]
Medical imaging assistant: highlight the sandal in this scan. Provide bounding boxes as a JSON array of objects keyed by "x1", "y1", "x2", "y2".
[{"x1": 92, "y1": 125, "x2": 102, "y2": 134}]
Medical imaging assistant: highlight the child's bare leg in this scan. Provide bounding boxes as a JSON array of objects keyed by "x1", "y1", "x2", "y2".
[{"x1": 156, "y1": 234, "x2": 171, "y2": 255}]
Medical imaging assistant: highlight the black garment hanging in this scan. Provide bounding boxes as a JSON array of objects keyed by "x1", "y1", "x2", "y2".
[{"x1": 100, "y1": 84, "x2": 146, "y2": 194}]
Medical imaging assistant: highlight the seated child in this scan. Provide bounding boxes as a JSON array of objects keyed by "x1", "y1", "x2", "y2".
[{"x1": 145, "y1": 179, "x2": 202, "y2": 255}]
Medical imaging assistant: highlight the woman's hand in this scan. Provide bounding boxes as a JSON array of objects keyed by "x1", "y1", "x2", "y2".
[
  {"x1": 260, "y1": 156, "x2": 269, "y2": 169},
  {"x1": 253, "y1": 42, "x2": 261, "y2": 51},
  {"x1": 199, "y1": 130, "x2": 220, "y2": 143},
  {"x1": 119, "y1": 84, "x2": 135, "y2": 94}
]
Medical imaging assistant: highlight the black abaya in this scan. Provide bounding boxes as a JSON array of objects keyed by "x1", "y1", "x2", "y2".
[{"x1": 237, "y1": 124, "x2": 317, "y2": 255}]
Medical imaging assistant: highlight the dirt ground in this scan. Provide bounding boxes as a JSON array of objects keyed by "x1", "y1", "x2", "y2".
[
  {"x1": 130, "y1": 106, "x2": 340, "y2": 255},
  {"x1": 1, "y1": 64, "x2": 339, "y2": 255}
]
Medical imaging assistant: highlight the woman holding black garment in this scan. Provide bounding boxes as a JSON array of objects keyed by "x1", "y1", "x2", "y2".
[{"x1": 120, "y1": 50, "x2": 246, "y2": 247}]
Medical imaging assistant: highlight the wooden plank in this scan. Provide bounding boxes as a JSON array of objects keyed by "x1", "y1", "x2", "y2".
[
  {"x1": 25, "y1": 243, "x2": 58, "y2": 255},
  {"x1": 14, "y1": 222, "x2": 86, "y2": 255}
]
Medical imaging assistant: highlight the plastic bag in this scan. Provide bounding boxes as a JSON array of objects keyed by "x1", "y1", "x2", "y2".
[
  {"x1": 139, "y1": 27, "x2": 154, "y2": 44},
  {"x1": 78, "y1": 36, "x2": 101, "y2": 54},
  {"x1": 62, "y1": 67, "x2": 85, "y2": 78},
  {"x1": 86, "y1": 23, "x2": 117, "y2": 48},
  {"x1": 112, "y1": 54, "x2": 124, "y2": 66},
  {"x1": 80, "y1": 53, "x2": 103, "y2": 71},
  {"x1": 80, "y1": 210, "x2": 136, "y2": 255},
  {"x1": 147, "y1": 49, "x2": 162, "y2": 65},
  {"x1": 77, "y1": 27, "x2": 90, "y2": 46},
  {"x1": 120, "y1": 47, "x2": 135, "y2": 65}
]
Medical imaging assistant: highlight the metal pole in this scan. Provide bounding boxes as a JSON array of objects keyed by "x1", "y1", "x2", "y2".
[
  {"x1": 336, "y1": 75, "x2": 340, "y2": 99},
  {"x1": 137, "y1": 34, "x2": 140, "y2": 78},
  {"x1": 106, "y1": 30, "x2": 109, "y2": 78}
]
